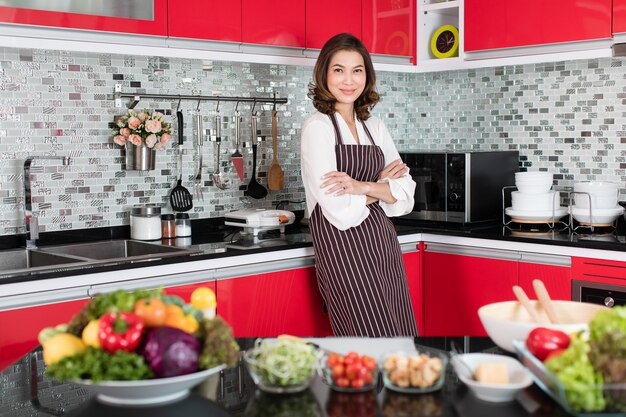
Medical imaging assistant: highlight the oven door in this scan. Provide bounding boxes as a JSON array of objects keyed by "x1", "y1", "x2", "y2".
[
  {"x1": 400, "y1": 153, "x2": 447, "y2": 221},
  {"x1": 572, "y1": 280, "x2": 626, "y2": 307}
]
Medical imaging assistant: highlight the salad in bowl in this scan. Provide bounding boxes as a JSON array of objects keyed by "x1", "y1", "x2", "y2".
[{"x1": 39, "y1": 287, "x2": 239, "y2": 405}]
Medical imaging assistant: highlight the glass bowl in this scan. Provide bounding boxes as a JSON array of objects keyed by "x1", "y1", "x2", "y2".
[
  {"x1": 243, "y1": 345, "x2": 318, "y2": 394},
  {"x1": 379, "y1": 348, "x2": 448, "y2": 394},
  {"x1": 318, "y1": 352, "x2": 378, "y2": 393},
  {"x1": 513, "y1": 339, "x2": 626, "y2": 416}
]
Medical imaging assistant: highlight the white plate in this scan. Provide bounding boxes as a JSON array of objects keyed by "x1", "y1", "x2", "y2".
[
  {"x1": 505, "y1": 207, "x2": 568, "y2": 222},
  {"x1": 72, "y1": 364, "x2": 225, "y2": 406}
]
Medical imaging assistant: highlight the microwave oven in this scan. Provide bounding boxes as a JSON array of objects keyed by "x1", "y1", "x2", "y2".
[{"x1": 398, "y1": 151, "x2": 519, "y2": 223}]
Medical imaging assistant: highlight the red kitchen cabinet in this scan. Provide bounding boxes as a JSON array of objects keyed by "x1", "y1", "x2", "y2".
[
  {"x1": 518, "y1": 262, "x2": 571, "y2": 301},
  {"x1": 362, "y1": 0, "x2": 415, "y2": 59},
  {"x1": 572, "y1": 257, "x2": 626, "y2": 285},
  {"x1": 465, "y1": 0, "x2": 612, "y2": 52},
  {"x1": 242, "y1": 0, "x2": 305, "y2": 47},
  {"x1": 0, "y1": 298, "x2": 89, "y2": 372},
  {"x1": 216, "y1": 267, "x2": 332, "y2": 337},
  {"x1": 423, "y1": 247, "x2": 517, "y2": 336},
  {"x1": 0, "y1": 0, "x2": 167, "y2": 36},
  {"x1": 402, "y1": 246, "x2": 424, "y2": 334},
  {"x1": 306, "y1": 0, "x2": 361, "y2": 50},
  {"x1": 167, "y1": 0, "x2": 241, "y2": 42},
  {"x1": 615, "y1": 0, "x2": 626, "y2": 34}
]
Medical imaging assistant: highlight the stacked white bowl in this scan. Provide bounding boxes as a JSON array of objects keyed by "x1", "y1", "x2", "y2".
[
  {"x1": 571, "y1": 182, "x2": 623, "y2": 225},
  {"x1": 505, "y1": 172, "x2": 565, "y2": 221}
]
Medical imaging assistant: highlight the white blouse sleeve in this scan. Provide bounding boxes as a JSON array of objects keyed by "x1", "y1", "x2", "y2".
[
  {"x1": 374, "y1": 120, "x2": 416, "y2": 216},
  {"x1": 301, "y1": 118, "x2": 369, "y2": 230}
]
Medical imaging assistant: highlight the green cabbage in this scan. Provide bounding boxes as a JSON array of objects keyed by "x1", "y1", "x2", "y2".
[{"x1": 545, "y1": 334, "x2": 606, "y2": 412}]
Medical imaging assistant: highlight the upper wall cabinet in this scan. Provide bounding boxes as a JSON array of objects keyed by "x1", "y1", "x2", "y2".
[
  {"x1": 242, "y1": 0, "x2": 305, "y2": 47},
  {"x1": 306, "y1": 0, "x2": 362, "y2": 50},
  {"x1": 167, "y1": 0, "x2": 241, "y2": 42},
  {"x1": 362, "y1": 0, "x2": 415, "y2": 61},
  {"x1": 465, "y1": 0, "x2": 612, "y2": 53},
  {"x1": 0, "y1": 0, "x2": 167, "y2": 36},
  {"x1": 614, "y1": 0, "x2": 626, "y2": 34}
]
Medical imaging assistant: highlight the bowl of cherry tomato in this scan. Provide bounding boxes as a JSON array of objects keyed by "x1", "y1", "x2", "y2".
[{"x1": 319, "y1": 351, "x2": 378, "y2": 392}]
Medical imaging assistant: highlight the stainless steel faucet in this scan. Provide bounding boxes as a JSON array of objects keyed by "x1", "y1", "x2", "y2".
[{"x1": 23, "y1": 156, "x2": 70, "y2": 249}]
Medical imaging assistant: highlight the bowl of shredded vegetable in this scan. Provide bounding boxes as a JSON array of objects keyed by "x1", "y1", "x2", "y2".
[{"x1": 243, "y1": 339, "x2": 320, "y2": 394}]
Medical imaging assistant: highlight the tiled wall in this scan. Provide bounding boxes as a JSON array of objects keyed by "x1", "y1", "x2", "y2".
[{"x1": 0, "y1": 46, "x2": 625, "y2": 236}]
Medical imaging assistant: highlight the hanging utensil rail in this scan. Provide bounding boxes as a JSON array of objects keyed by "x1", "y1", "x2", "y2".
[{"x1": 114, "y1": 87, "x2": 287, "y2": 109}]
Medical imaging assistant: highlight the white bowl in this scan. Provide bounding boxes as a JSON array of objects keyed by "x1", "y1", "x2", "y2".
[
  {"x1": 574, "y1": 181, "x2": 619, "y2": 195},
  {"x1": 477, "y1": 300, "x2": 608, "y2": 353},
  {"x1": 511, "y1": 191, "x2": 559, "y2": 211},
  {"x1": 515, "y1": 183, "x2": 553, "y2": 195},
  {"x1": 570, "y1": 205, "x2": 624, "y2": 225},
  {"x1": 72, "y1": 365, "x2": 225, "y2": 406},
  {"x1": 515, "y1": 171, "x2": 553, "y2": 178},
  {"x1": 451, "y1": 353, "x2": 533, "y2": 403},
  {"x1": 573, "y1": 193, "x2": 618, "y2": 209}
]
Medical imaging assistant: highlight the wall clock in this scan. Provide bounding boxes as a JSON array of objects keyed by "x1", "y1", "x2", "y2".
[{"x1": 430, "y1": 25, "x2": 459, "y2": 59}]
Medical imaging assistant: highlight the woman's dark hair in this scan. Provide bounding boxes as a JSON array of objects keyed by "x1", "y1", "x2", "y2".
[{"x1": 308, "y1": 33, "x2": 379, "y2": 121}]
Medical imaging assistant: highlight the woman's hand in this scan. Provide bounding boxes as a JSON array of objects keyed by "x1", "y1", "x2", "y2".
[
  {"x1": 379, "y1": 159, "x2": 408, "y2": 181},
  {"x1": 321, "y1": 171, "x2": 370, "y2": 196}
]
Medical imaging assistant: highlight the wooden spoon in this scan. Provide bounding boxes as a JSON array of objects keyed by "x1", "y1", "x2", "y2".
[
  {"x1": 533, "y1": 279, "x2": 559, "y2": 324},
  {"x1": 512, "y1": 285, "x2": 543, "y2": 323},
  {"x1": 267, "y1": 110, "x2": 284, "y2": 191}
]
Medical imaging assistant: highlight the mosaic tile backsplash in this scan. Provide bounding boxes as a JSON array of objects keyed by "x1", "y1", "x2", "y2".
[{"x1": 0, "y1": 46, "x2": 625, "y2": 236}]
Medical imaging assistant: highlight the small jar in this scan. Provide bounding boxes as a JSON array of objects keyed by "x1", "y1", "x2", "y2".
[
  {"x1": 175, "y1": 213, "x2": 192, "y2": 237},
  {"x1": 130, "y1": 205, "x2": 161, "y2": 241},
  {"x1": 161, "y1": 213, "x2": 176, "y2": 240}
]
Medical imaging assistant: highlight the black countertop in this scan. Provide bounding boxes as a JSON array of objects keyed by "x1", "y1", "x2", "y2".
[
  {"x1": 2, "y1": 214, "x2": 626, "y2": 285},
  {"x1": 1, "y1": 337, "x2": 573, "y2": 417}
]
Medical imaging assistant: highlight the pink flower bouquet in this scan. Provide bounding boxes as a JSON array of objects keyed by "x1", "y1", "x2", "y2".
[{"x1": 112, "y1": 110, "x2": 172, "y2": 150}]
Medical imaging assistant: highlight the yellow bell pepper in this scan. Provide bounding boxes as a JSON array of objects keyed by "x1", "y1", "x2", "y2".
[{"x1": 164, "y1": 304, "x2": 199, "y2": 334}]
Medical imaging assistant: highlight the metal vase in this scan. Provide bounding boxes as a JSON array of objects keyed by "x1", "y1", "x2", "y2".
[{"x1": 125, "y1": 143, "x2": 156, "y2": 171}]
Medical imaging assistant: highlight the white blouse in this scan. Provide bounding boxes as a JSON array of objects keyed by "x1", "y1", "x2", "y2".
[{"x1": 301, "y1": 111, "x2": 416, "y2": 231}]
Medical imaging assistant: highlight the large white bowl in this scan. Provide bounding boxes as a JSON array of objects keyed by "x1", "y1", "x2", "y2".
[
  {"x1": 451, "y1": 353, "x2": 533, "y2": 403},
  {"x1": 511, "y1": 191, "x2": 559, "y2": 211},
  {"x1": 71, "y1": 364, "x2": 225, "y2": 406},
  {"x1": 574, "y1": 181, "x2": 619, "y2": 195},
  {"x1": 515, "y1": 171, "x2": 553, "y2": 178},
  {"x1": 570, "y1": 205, "x2": 624, "y2": 225},
  {"x1": 478, "y1": 300, "x2": 608, "y2": 353}
]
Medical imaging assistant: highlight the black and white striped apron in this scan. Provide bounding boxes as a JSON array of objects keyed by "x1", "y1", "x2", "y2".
[{"x1": 309, "y1": 113, "x2": 418, "y2": 337}]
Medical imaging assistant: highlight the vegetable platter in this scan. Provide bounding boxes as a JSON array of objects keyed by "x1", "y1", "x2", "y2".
[
  {"x1": 513, "y1": 306, "x2": 626, "y2": 416},
  {"x1": 38, "y1": 287, "x2": 240, "y2": 406}
]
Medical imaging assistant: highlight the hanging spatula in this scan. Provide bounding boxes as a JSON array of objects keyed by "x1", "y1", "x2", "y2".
[
  {"x1": 231, "y1": 111, "x2": 244, "y2": 181},
  {"x1": 268, "y1": 110, "x2": 284, "y2": 191},
  {"x1": 170, "y1": 110, "x2": 193, "y2": 212}
]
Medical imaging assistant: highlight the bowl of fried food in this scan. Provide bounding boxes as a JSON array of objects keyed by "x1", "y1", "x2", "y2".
[{"x1": 380, "y1": 348, "x2": 447, "y2": 394}]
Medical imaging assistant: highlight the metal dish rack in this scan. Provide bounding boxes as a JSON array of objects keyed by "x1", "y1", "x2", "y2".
[
  {"x1": 567, "y1": 190, "x2": 619, "y2": 234},
  {"x1": 502, "y1": 186, "x2": 569, "y2": 231}
]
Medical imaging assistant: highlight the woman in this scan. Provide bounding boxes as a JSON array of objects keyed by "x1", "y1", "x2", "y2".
[{"x1": 300, "y1": 33, "x2": 418, "y2": 337}]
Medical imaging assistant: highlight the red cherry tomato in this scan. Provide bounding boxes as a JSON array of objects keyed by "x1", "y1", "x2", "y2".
[
  {"x1": 331, "y1": 364, "x2": 345, "y2": 380},
  {"x1": 336, "y1": 377, "x2": 350, "y2": 388},
  {"x1": 351, "y1": 378, "x2": 365, "y2": 389},
  {"x1": 327, "y1": 353, "x2": 342, "y2": 367},
  {"x1": 526, "y1": 327, "x2": 570, "y2": 362},
  {"x1": 361, "y1": 355, "x2": 376, "y2": 371}
]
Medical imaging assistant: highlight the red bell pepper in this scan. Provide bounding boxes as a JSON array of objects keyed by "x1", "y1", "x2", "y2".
[
  {"x1": 98, "y1": 312, "x2": 145, "y2": 353},
  {"x1": 526, "y1": 327, "x2": 570, "y2": 362}
]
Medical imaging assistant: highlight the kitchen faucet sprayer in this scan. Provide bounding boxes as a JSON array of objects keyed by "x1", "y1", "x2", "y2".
[{"x1": 23, "y1": 156, "x2": 71, "y2": 249}]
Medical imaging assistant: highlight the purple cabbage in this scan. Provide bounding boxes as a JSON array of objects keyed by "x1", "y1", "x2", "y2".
[{"x1": 139, "y1": 327, "x2": 200, "y2": 378}]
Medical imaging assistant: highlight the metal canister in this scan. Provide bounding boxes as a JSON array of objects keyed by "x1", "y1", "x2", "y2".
[{"x1": 130, "y1": 205, "x2": 162, "y2": 240}]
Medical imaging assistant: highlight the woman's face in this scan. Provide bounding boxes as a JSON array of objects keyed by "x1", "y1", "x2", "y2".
[{"x1": 326, "y1": 50, "x2": 366, "y2": 109}]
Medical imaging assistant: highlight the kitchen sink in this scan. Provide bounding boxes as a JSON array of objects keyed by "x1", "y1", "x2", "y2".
[
  {"x1": 38, "y1": 239, "x2": 200, "y2": 263},
  {"x1": 0, "y1": 249, "x2": 86, "y2": 274}
]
